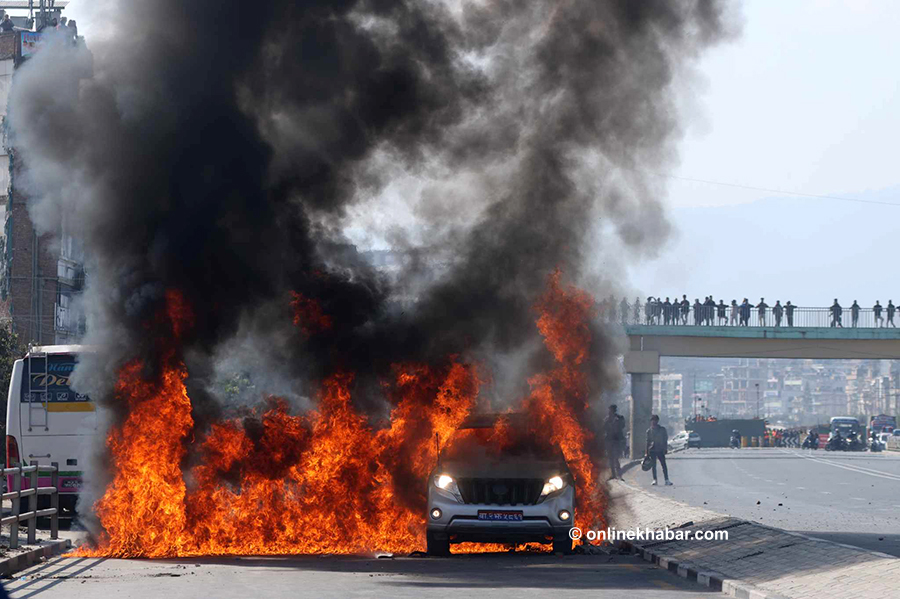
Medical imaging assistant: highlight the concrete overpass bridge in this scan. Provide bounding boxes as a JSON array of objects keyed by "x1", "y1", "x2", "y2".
[{"x1": 621, "y1": 322, "x2": 900, "y2": 458}]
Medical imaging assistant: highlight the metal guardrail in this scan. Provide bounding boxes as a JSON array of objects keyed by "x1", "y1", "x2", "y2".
[
  {"x1": 609, "y1": 304, "x2": 899, "y2": 329},
  {"x1": 2, "y1": 461, "x2": 59, "y2": 549}
]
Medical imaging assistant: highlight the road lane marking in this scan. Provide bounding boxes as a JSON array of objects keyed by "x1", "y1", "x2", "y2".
[
  {"x1": 821, "y1": 491, "x2": 831, "y2": 495},
  {"x1": 851, "y1": 497, "x2": 865, "y2": 501},
  {"x1": 795, "y1": 454, "x2": 900, "y2": 482},
  {"x1": 796, "y1": 486, "x2": 805, "y2": 490}
]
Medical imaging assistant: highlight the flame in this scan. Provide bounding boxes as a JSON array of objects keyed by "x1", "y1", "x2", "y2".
[{"x1": 79, "y1": 272, "x2": 607, "y2": 557}]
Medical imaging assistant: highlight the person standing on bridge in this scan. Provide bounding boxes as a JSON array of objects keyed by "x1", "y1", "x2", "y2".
[
  {"x1": 785, "y1": 301, "x2": 795, "y2": 327},
  {"x1": 773, "y1": 300, "x2": 784, "y2": 327},
  {"x1": 717, "y1": 299, "x2": 727, "y2": 325},
  {"x1": 730, "y1": 299, "x2": 739, "y2": 326},
  {"x1": 681, "y1": 295, "x2": 690, "y2": 325},
  {"x1": 633, "y1": 297, "x2": 641, "y2": 324},
  {"x1": 662, "y1": 297, "x2": 672, "y2": 325},
  {"x1": 693, "y1": 298, "x2": 702, "y2": 326},
  {"x1": 851, "y1": 300, "x2": 860, "y2": 327},
  {"x1": 887, "y1": 300, "x2": 896, "y2": 327},
  {"x1": 740, "y1": 298, "x2": 751, "y2": 326},
  {"x1": 645, "y1": 415, "x2": 672, "y2": 486},
  {"x1": 830, "y1": 299, "x2": 843, "y2": 327},
  {"x1": 620, "y1": 297, "x2": 629, "y2": 324},
  {"x1": 756, "y1": 298, "x2": 769, "y2": 326},
  {"x1": 874, "y1": 301, "x2": 883, "y2": 327},
  {"x1": 604, "y1": 404, "x2": 625, "y2": 481},
  {"x1": 705, "y1": 296, "x2": 716, "y2": 325}
]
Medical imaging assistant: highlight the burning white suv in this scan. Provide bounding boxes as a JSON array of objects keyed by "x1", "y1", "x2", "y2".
[{"x1": 426, "y1": 414, "x2": 575, "y2": 555}]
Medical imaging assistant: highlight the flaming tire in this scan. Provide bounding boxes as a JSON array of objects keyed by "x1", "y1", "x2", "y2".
[{"x1": 426, "y1": 531, "x2": 450, "y2": 557}]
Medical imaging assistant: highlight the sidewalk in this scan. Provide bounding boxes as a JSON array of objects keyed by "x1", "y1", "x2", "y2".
[{"x1": 608, "y1": 479, "x2": 900, "y2": 598}]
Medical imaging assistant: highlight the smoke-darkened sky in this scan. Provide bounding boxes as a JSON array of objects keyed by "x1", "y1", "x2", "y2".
[{"x1": 10, "y1": 1, "x2": 732, "y2": 418}]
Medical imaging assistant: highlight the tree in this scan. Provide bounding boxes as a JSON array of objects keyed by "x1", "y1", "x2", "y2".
[{"x1": 0, "y1": 320, "x2": 23, "y2": 464}]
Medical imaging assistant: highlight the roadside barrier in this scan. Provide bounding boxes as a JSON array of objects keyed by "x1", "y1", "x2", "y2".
[
  {"x1": 1, "y1": 461, "x2": 60, "y2": 549},
  {"x1": 887, "y1": 437, "x2": 900, "y2": 452}
]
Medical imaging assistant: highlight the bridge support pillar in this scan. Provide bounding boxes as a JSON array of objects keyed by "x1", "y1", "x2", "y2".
[
  {"x1": 625, "y1": 351, "x2": 659, "y2": 460},
  {"x1": 630, "y1": 374, "x2": 653, "y2": 460}
]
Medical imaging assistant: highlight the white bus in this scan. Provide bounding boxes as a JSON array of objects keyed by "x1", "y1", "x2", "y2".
[{"x1": 5, "y1": 345, "x2": 97, "y2": 515}]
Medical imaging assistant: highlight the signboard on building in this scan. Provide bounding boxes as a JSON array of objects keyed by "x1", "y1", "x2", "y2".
[{"x1": 20, "y1": 31, "x2": 43, "y2": 59}]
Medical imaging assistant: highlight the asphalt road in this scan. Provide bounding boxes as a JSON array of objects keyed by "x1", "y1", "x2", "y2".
[
  {"x1": 4, "y1": 552, "x2": 720, "y2": 598},
  {"x1": 623, "y1": 447, "x2": 900, "y2": 556}
]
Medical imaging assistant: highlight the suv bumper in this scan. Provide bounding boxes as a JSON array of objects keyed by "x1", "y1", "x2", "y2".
[{"x1": 427, "y1": 486, "x2": 574, "y2": 544}]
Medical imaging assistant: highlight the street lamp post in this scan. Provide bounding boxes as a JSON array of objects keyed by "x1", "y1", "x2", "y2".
[{"x1": 755, "y1": 383, "x2": 760, "y2": 419}]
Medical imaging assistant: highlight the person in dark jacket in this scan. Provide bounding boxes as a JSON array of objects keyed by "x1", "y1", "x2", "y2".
[
  {"x1": 785, "y1": 301, "x2": 795, "y2": 327},
  {"x1": 773, "y1": 300, "x2": 784, "y2": 327},
  {"x1": 850, "y1": 300, "x2": 860, "y2": 327},
  {"x1": 680, "y1": 295, "x2": 690, "y2": 325},
  {"x1": 604, "y1": 404, "x2": 625, "y2": 480},
  {"x1": 740, "y1": 298, "x2": 751, "y2": 326},
  {"x1": 693, "y1": 298, "x2": 702, "y2": 326},
  {"x1": 830, "y1": 299, "x2": 843, "y2": 328},
  {"x1": 888, "y1": 300, "x2": 896, "y2": 328},
  {"x1": 874, "y1": 301, "x2": 883, "y2": 328},
  {"x1": 645, "y1": 415, "x2": 672, "y2": 486},
  {"x1": 662, "y1": 297, "x2": 672, "y2": 325},
  {"x1": 705, "y1": 296, "x2": 716, "y2": 325},
  {"x1": 717, "y1": 299, "x2": 727, "y2": 325}
]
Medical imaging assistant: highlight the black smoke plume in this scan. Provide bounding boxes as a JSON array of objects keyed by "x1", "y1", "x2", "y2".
[{"x1": 8, "y1": 0, "x2": 733, "y2": 502}]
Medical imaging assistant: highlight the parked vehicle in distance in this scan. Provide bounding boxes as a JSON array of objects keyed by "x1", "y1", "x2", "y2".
[
  {"x1": 426, "y1": 413, "x2": 575, "y2": 556},
  {"x1": 669, "y1": 431, "x2": 701, "y2": 451}
]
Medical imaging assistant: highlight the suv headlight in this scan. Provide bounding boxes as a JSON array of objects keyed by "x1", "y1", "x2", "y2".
[
  {"x1": 540, "y1": 475, "x2": 565, "y2": 498},
  {"x1": 433, "y1": 474, "x2": 462, "y2": 502}
]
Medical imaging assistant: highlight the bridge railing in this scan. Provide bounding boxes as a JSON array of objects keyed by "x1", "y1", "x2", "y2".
[
  {"x1": 614, "y1": 306, "x2": 896, "y2": 329},
  {"x1": 2, "y1": 461, "x2": 60, "y2": 549}
]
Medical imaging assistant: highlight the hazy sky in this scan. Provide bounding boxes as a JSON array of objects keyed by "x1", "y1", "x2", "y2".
[{"x1": 63, "y1": 1, "x2": 900, "y2": 306}]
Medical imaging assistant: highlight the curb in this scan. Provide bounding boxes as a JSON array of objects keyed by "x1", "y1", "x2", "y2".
[
  {"x1": 617, "y1": 539, "x2": 789, "y2": 599},
  {"x1": 0, "y1": 539, "x2": 72, "y2": 578}
]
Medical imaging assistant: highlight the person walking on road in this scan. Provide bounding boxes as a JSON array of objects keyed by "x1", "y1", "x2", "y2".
[
  {"x1": 830, "y1": 299, "x2": 843, "y2": 328},
  {"x1": 730, "y1": 299, "x2": 739, "y2": 326},
  {"x1": 645, "y1": 415, "x2": 671, "y2": 486},
  {"x1": 756, "y1": 298, "x2": 769, "y2": 326},
  {"x1": 888, "y1": 300, "x2": 896, "y2": 327},
  {"x1": 773, "y1": 300, "x2": 784, "y2": 327},
  {"x1": 604, "y1": 404, "x2": 625, "y2": 481},
  {"x1": 874, "y1": 301, "x2": 883, "y2": 327},
  {"x1": 850, "y1": 300, "x2": 860, "y2": 327},
  {"x1": 785, "y1": 301, "x2": 795, "y2": 327}
]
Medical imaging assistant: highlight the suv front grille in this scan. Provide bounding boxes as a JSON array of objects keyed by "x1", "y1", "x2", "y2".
[{"x1": 456, "y1": 478, "x2": 545, "y2": 506}]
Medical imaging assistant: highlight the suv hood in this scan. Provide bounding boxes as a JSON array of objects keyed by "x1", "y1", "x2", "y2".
[{"x1": 437, "y1": 458, "x2": 568, "y2": 479}]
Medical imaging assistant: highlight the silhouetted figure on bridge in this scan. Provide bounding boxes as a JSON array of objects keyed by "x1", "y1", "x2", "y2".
[
  {"x1": 633, "y1": 297, "x2": 641, "y2": 324},
  {"x1": 874, "y1": 301, "x2": 883, "y2": 327},
  {"x1": 681, "y1": 295, "x2": 690, "y2": 325},
  {"x1": 757, "y1": 298, "x2": 769, "y2": 326},
  {"x1": 645, "y1": 297, "x2": 654, "y2": 324},
  {"x1": 693, "y1": 299, "x2": 702, "y2": 326},
  {"x1": 662, "y1": 297, "x2": 672, "y2": 325},
  {"x1": 830, "y1": 299, "x2": 843, "y2": 328},
  {"x1": 887, "y1": 301, "x2": 895, "y2": 327},
  {"x1": 851, "y1": 300, "x2": 860, "y2": 327},
  {"x1": 730, "y1": 299, "x2": 739, "y2": 326},
  {"x1": 705, "y1": 296, "x2": 716, "y2": 325},
  {"x1": 785, "y1": 301, "x2": 795, "y2": 327},
  {"x1": 773, "y1": 300, "x2": 783, "y2": 327},
  {"x1": 620, "y1": 297, "x2": 629, "y2": 324},
  {"x1": 717, "y1": 299, "x2": 727, "y2": 325},
  {"x1": 740, "y1": 298, "x2": 751, "y2": 326}
]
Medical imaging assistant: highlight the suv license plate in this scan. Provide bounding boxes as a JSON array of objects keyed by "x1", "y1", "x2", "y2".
[{"x1": 477, "y1": 511, "x2": 523, "y2": 521}]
